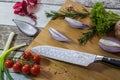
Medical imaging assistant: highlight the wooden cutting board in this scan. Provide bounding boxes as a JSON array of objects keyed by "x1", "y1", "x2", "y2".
[{"x1": 27, "y1": 0, "x2": 120, "y2": 80}]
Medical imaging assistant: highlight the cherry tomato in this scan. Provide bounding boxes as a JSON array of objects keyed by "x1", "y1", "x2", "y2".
[
  {"x1": 23, "y1": 50, "x2": 32, "y2": 59},
  {"x1": 30, "y1": 64, "x2": 40, "y2": 76},
  {"x1": 5, "y1": 59, "x2": 14, "y2": 68},
  {"x1": 33, "y1": 54, "x2": 41, "y2": 64},
  {"x1": 13, "y1": 61, "x2": 22, "y2": 72},
  {"x1": 22, "y1": 64, "x2": 31, "y2": 74}
]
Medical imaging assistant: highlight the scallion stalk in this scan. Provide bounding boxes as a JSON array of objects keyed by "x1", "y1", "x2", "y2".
[
  {"x1": 0, "y1": 32, "x2": 15, "y2": 80},
  {"x1": 1, "y1": 32, "x2": 15, "y2": 55},
  {"x1": 0, "y1": 32, "x2": 26, "y2": 80}
]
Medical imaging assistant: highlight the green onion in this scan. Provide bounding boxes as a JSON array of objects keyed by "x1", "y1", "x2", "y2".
[
  {"x1": 0, "y1": 32, "x2": 15, "y2": 80},
  {"x1": 0, "y1": 32, "x2": 26, "y2": 80},
  {"x1": 1, "y1": 32, "x2": 15, "y2": 55}
]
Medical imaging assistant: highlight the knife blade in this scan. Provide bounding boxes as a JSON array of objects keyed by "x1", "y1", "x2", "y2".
[{"x1": 31, "y1": 45, "x2": 120, "y2": 67}]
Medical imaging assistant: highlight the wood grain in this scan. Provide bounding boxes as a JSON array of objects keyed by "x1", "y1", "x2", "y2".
[{"x1": 27, "y1": 0, "x2": 120, "y2": 80}]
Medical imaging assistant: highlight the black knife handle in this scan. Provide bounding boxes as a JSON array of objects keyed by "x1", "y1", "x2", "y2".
[{"x1": 102, "y1": 57, "x2": 120, "y2": 67}]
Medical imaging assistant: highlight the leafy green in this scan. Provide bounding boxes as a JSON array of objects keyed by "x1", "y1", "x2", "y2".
[{"x1": 90, "y1": 2, "x2": 120, "y2": 35}]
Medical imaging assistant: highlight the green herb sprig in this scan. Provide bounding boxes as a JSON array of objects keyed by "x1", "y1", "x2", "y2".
[
  {"x1": 78, "y1": 27, "x2": 96, "y2": 44},
  {"x1": 45, "y1": 8, "x2": 90, "y2": 20}
]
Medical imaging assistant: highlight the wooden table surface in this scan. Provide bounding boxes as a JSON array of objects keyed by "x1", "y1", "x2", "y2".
[{"x1": 0, "y1": 0, "x2": 120, "y2": 80}]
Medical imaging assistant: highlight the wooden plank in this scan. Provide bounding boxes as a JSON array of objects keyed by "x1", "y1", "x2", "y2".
[
  {"x1": 0, "y1": 2, "x2": 120, "y2": 27},
  {"x1": 2, "y1": 0, "x2": 120, "y2": 8},
  {"x1": 0, "y1": 25, "x2": 34, "y2": 50},
  {"x1": 27, "y1": 0, "x2": 120, "y2": 80}
]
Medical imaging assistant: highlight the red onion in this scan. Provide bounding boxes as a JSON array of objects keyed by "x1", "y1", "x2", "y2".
[
  {"x1": 13, "y1": 19, "x2": 38, "y2": 37},
  {"x1": 48, "y1": 27, "x2": 71, "y2": 42},
  {"x1": 65, "y1": 17, "x2": 89, "y2": 29},
  {"x1": 99, "y1": 36, "x2": 120, "y2": 53}
]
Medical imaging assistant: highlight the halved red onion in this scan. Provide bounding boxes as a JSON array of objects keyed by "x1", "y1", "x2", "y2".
[
  {"x1": 65, "y1": 17, "x2": 89, "y2": 29},
  {"x1": 13, "y1": 19, "x2": 38, "y2": 37},
  {"x1": 99, "y1": 36, "x2": 120, "y2": 53}
]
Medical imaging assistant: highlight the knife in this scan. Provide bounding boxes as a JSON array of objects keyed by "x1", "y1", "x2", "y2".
[{"x1": 31, "y1": 45, "x2": 120, "y2": 67}]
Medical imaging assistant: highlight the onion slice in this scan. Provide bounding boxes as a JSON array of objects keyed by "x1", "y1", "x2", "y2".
[
  {"x1": 65, "y1": 17, "x2": 89, "y2": 29},
  {"x1": 99, "y1": 36, "x2": 120, "y2": 53},
  {"x1": 48, "y1": 27, "x2": 71, "y2": 42},
  {"x1": 13, "y1": 19, "x2": 38, "y2": 37}
]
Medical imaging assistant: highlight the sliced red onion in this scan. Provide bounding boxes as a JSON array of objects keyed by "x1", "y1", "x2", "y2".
[
  {"x1": 65, "y1": 17, "x2": 89, "y2": 29},
  {"x1": 13, "y1": 19, "x2": 38, "y2": 37},
  {"x1": 48, "y1": 27, "x2": 71, "y2": 42},
  {"x1": 99, "y1": 36, "x2": 120, "y2": 53}
]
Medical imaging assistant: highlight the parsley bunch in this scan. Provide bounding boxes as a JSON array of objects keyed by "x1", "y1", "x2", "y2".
[{"x1": 90, "y1": 2, "x2": 120, "y2": 35}]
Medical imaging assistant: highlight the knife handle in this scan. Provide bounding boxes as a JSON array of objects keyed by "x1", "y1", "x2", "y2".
[{"x1": 102, "y1": 57, "x2": 120, "y2": 67}]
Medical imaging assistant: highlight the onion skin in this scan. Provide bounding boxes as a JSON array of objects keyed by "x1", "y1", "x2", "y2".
[{"x1": 99, "y1": 36, "x2": 120, "y2": 53}]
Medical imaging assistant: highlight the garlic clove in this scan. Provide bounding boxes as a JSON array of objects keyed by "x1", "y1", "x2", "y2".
[
  {"x1": 13, "y1": 19, "x2": 38, "y2": 37},
  {"x1": 65, "y1": 17, "x2": 89, "y2": 29},
  {"x1": 48, "y1": 27, "x2": 70, "y2": 42},
  {"x1": 99, "y1": 36, "x2": 120, "y2": 53}
]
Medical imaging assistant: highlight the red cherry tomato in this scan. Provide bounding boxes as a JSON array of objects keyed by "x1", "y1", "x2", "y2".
[
  {"x1": 33, "y1": 54, "x2": 41, "y2": 64},
  {"x1": 5, "y1": 59, "x2": 14, "y2": 68},
  {"x1": 22, "y1": 64, "x2": 31, "y2": 74},
  {"x1": 13, "y1": 61, "x2": 22, "y2": 72},
  {"x1": 30, "y1": 64, "x2": 40, "y2": 76},
  {"x1": 23, "y1": 50, "x2": 32, "y2": 59}
]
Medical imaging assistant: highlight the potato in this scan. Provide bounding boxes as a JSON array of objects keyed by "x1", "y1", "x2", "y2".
[{"x1": 115, "y1": 20, "x2": 120, "y2": 40}]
